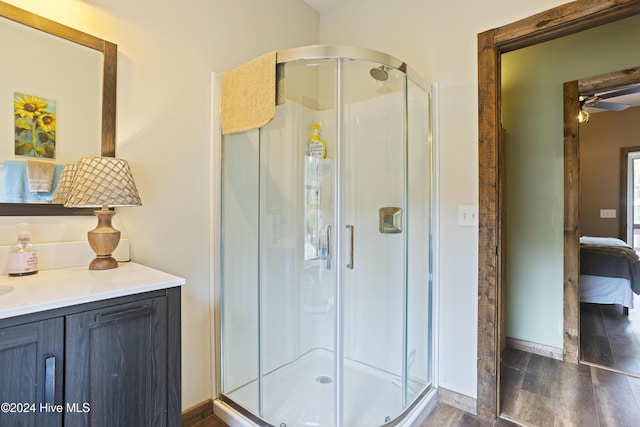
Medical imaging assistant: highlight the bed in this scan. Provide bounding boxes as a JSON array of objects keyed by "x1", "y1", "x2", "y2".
[{"x1": 580, "y1": 236, "x2": 640, "y2": 315}]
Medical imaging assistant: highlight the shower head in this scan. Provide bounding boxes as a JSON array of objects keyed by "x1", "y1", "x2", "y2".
[{"x1": 370, "y1": 65, "x2": 389, "y2": 82}]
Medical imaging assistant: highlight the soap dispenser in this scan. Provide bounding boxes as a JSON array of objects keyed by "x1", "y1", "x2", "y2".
[
  {"x1": 308, "y1": 124, "x2": 326, "y2": 159},
  {"x1": 8, "y1": 222, "x2": 38, "y2": 276}
]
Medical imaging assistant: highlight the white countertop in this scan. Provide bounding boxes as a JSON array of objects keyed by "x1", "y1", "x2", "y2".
[{"x1": 0, "y1": 262, "x2": 185, "y2": 320}]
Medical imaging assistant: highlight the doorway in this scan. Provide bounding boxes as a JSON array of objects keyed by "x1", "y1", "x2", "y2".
[{"x1": 477, "y1": 2, "x2": 640, "y2": 421}]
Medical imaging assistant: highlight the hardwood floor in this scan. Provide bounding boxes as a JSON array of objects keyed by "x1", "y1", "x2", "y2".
[
  {"x1": 419, "y1": 403, "x2": 516, "y2": 426},
  {"x1": 191, "y1": 415, "x2": 228, "y2": 427},
  {"x1": 581, "y1": 297, "x2": 640, "y2": 377},
  {"x1": 501, "y1": 346, "x2": 640, "y2": 426}
]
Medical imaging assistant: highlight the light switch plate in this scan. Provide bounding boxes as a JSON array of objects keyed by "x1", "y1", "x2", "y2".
[
  {"x1": 600, "y1": 209, "x2": 616, "y2": 219},
  {"x1": 458, "y1": 205, "x2": 478, "y2": 226}
]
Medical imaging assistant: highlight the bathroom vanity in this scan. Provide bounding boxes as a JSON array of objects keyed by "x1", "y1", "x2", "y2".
[{"x1": 0, "y1": 262, "x2": 184, "y2": 427}]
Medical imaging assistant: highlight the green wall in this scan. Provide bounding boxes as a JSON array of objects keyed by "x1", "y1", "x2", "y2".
[{"x1": 502, "y1": 14, "x2": 640, "y2": 349}]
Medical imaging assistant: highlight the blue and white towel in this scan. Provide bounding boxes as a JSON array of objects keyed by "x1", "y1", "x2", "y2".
[{"x1": 3, "y1": 160, "x2": 63, "y2": 203}]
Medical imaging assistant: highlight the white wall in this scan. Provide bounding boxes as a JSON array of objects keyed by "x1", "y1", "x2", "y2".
[
  {"x1": 316, "y1": 0, "x2": 567, "y2": 399},
  {"x1": 2, "y1": 0, "x2": 319, "y2": 410}
]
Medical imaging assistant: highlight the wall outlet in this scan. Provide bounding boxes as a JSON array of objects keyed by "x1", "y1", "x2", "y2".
[
  {"x1": 458, "y1": 205, "x2": 479, "y2": 226},
  {"x1": 600, "y1": 209, "x2": 616, "y2": 219}
]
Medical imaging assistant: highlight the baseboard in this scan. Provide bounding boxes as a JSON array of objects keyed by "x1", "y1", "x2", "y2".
[
  {"x1": 182, "y1": 399, "x2": 214, "y2": 427},
  {"x1": 506, "y1": 336, "x2": 563, "y2": 360},
  {"x1": 437, "y1": 387, "x2": 476, "y2": 414}
]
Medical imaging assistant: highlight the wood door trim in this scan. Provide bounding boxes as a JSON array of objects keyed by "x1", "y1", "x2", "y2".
[
  {"x1": 564, "y1": 80, "x2": 580, "y2": 365},
  {"x1": 477, "y1": 0, "x2": 640, "y2": 421}
]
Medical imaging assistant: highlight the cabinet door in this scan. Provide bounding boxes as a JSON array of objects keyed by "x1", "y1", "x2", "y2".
[
  {"x1": 64, "y1": 296, "x2": 167, "y2": 427},
  {"x1": 0, "y1": 318, "x2": 64, "y2": 427}
]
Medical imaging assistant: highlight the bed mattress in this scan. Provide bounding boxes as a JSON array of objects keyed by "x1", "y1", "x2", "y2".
[{"x1": 580, "y1": 274, "x2": 634, "y2": 308}]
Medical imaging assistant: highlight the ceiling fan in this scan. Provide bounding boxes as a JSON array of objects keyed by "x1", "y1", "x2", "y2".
[{"x1": 580, "y1": 83, "x2": 640, "y2": 112}]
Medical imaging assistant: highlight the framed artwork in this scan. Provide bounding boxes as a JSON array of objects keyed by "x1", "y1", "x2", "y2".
[{"x1": 14, "y1": 92, "x2": 56, "y2": 159}]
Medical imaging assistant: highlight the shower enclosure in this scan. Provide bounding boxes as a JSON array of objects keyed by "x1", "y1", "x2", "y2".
[{"x1": 216, "y1": 46, "x2": 433, "y2": 427}]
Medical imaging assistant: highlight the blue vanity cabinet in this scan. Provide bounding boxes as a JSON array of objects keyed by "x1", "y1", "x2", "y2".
[{"x1": 0, "y1": 286, "x2": 181, "y2": 427}]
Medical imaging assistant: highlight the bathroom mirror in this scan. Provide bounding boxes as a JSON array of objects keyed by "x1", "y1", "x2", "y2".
[{"x1": 0, "y1": 1, "x2": 116, "y2": 216}]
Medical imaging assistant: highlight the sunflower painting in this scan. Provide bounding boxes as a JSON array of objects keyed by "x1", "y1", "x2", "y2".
[{"x1": 14, "y1": 92, "x2": 56, "y2": 159}]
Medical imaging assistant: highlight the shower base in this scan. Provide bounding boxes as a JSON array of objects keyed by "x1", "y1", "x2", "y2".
[{"x1": 217, "y1": 348, "x2": 434, "y2": 427}]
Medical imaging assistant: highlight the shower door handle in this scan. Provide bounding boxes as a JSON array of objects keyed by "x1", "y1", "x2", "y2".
[
  {"x1": 346, "y1": 225, "x2": 354, "y2": 269},
  {"x1": 325, "y1": 225, "x2": 331, "y2": 270}
]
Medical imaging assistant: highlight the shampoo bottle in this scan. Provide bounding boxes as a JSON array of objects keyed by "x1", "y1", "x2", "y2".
[
  {"x1": 308, "y1": 124, "x2": 326, "y2": 159},
  {"x1": 8, "y1": 223, "x2": 38, "y2": 276}
]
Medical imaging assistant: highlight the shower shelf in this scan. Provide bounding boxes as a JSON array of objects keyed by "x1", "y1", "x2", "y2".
[{"x1": 303, "y1": 298, "x2": 334, "y2": 314}]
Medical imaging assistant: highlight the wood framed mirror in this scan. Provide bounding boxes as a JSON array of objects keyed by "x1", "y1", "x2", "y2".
[
  {"x1": 565, "y1": 66, "x2": 640, "y2": 377},
  {"x1": 0, "y1": 1, "x2": 116, "y2": 216}
]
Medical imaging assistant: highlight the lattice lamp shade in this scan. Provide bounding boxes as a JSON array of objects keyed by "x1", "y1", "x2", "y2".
[
  {"x1": 64, "y1": 157, "x2": 141, "y2": 270},
  {"x1": 52, "y1": 163, "x2": 76, "y2": 205},
  {"x1": 64, "y1": 157, "x2": 142, "y2": 208}
]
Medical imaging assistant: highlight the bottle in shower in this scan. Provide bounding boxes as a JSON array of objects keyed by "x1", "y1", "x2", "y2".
[
  {"x1": 308, "y1": 124, "x2": 326, "y2": 159},
  {"x1": 8, "y1": 222, "x2": 38, "y2": 276}
]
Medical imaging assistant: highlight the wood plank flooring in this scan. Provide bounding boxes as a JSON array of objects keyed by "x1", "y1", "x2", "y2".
[
  {"x1": 419, "y1": 403, "x2": 516, "y2": 426},
  {"x1": 191, "y1": 415, "x2": 228, "y2": 427},
  {"x1": 581, "y1": 298, "x2": 640, "y2": 377},
  {"x1": 500, "y1": 347, "x2": 640, "y2": 426}
]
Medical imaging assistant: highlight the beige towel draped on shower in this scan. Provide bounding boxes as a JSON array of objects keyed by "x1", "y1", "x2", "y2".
[{"x1": 221, "y1": 51, "x2": 278, "y2": 135}]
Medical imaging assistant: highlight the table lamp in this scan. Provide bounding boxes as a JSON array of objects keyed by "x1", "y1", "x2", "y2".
[
  {"x1": 52, "y1": 163, "x2": 76, "y2": 205},
  {"x1": 64, "y1": 157, "x2": 142, "y2": 270}
]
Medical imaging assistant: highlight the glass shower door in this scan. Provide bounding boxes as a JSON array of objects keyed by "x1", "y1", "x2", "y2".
[
  {"x1": 339, "y1": 59, "x2": 408, "y2": 426},
  {"x1": 259, "y1": 58, "x2": 339, "y2": 427},
  {"x1": 220, "y1": 130, "x2": 260, "y2": 413}
]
